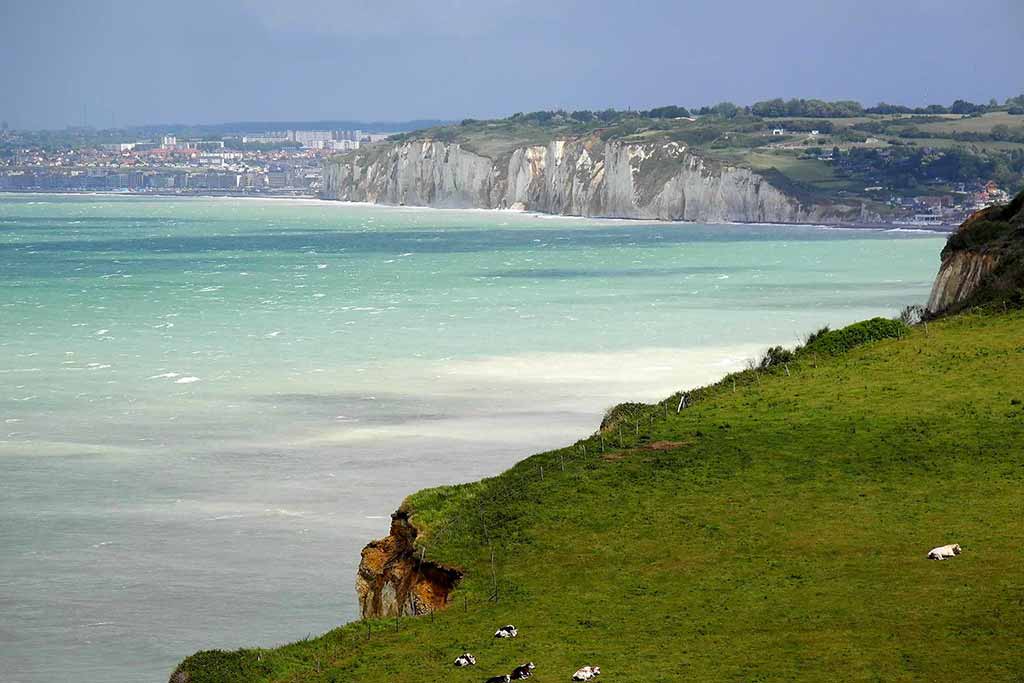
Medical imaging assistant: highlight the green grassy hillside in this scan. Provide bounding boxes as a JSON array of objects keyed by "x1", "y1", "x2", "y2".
[{"x1": 174, "y1": 310, "x2": 1024, "y2": 683}]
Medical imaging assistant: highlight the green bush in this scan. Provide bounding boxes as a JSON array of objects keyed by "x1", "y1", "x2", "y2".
[
  {"x1": 800, "y1": 317, "x2": 907, "y2": 356},
  {"x1": 600, "y1": 401, "x2": 648, "y2": 432},
  {"x1": 759, "y1": 345, "x2": 795, "y2": 370},
  {"x1": 172, "y1": 649, "x2": 272, "y2": 683}
]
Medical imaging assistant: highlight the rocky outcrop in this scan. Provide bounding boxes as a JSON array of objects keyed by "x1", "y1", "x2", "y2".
[
  {"x1": 926, "y1": 190, "x2": 1024, "y2": 314},
  {"x1": 356, "y1": 507, "x2": 461, "y2": 619},
  {"x1": 323, "y1": 138, "x2": 863, "y2": 224},
  {"x1": 926, "y1": 250, "x2": 999, "y2": 313}
]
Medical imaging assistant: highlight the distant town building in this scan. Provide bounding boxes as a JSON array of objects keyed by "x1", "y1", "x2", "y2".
[{"x1": 267, "y1": 171, "x2": 289, "y2": 188}]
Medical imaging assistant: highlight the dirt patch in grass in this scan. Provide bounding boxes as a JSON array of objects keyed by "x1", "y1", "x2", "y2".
[{"x1": 644, "y1": 440, "x2": 687, "y2": 451}]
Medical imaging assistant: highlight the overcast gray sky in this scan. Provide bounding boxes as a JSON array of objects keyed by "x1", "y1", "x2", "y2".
[{"x1": 1, "y1": 0, "x2": 1022, "y2": 129}]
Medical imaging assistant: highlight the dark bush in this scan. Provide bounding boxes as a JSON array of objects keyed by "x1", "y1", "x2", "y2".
[
  {"x1": 800, "y1": 318, "x2": 908, "y2": 356},
  {"x1": 759, "y1": 345, "x2": 795, "y2": 370},
  {"x1": 803, "y1": 326, "x2": 830, "y2": 346},
  {"x1": 600, "y1": 402, "x2": 648, "y2": 432},
  {"x1": 946, "y1": 220, "x2": 1014, "y2": 252}
]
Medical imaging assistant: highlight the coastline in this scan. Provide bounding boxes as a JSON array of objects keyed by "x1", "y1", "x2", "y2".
[
  {"x1": 0, "y1": 189, "x2": 955, "y2": 232},
  {"x1": 0, "y1": 192, "x2": 949, "y2": 683}
]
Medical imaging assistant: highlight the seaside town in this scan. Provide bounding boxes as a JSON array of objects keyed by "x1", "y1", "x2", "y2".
[{"x1": 0, "y1": 125, "x2": 392, "y2": 197}]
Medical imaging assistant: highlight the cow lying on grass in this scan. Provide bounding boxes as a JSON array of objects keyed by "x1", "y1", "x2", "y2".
[
  {"x1": 453, "y1": 653, "x2": 476, "y2": 667},
  {"x1": 510, "y1": 662, "x2": 535, "y2": 679},
  {"x1": 484, "y1": 676, "x2": 510, "y2": 683},
  {"x1": 572, "y1": 665, "x2": 601, "y2": 680},
  {"x1": 927, "y1": 543, "x2": 962, "y2": 560},
  {"x1": 494, "y1": 624, "x2": 518, "y2": 638}
]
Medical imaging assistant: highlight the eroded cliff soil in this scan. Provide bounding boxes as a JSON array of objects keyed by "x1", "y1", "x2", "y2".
[
  {"x1": 356, "y1": 508, "x2": 461, "y2": 619},
  {"x1": 323, "y1": 138, "x2": 865, "y2": 224}
]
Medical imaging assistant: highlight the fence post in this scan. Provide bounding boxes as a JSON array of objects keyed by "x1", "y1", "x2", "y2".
[{"x1": 490, "y1": 546, "x2": 499, "y2": 603}]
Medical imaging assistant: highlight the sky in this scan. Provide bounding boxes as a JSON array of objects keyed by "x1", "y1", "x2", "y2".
[{"x1": 1, "y1": 0, "x2": 1022, "y2": 130}]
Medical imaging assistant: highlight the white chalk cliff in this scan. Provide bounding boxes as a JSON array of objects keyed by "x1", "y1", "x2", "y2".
[{"x1": 322, "y1": 138, "x2": 864, "y2": 224}]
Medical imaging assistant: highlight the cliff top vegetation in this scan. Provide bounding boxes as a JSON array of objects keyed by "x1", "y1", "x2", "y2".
[
  {"x1": 340, "y1": 96, "x2": 1024, "y2": 209},
  {"x1": 935, "y1": 188, "x2": 1024, "y2": 314},
  {"x1": 173, "y1": 305, "x2": 1024, "y2": 682}
]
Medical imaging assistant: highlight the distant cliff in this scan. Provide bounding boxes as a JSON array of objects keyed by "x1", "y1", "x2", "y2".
[
  {"x1": 927, "y1": 189, "x2": 1024, "y2": 314},
  {"x1": 323, "y1": 138, "x2": 869, "y2": 224}
]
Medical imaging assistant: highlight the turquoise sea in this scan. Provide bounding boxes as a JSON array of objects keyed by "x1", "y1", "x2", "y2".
[{"x1": 0, "y1": 194, "x2": 945, "y2": 682}]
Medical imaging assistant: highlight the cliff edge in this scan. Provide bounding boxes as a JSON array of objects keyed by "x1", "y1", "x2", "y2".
[
  {"x1": 927, "y1": 188, "x2": 1024, "y2": 314},
  {"x1": 356, "y1": 506, "x2": 462, "y2": 619}
]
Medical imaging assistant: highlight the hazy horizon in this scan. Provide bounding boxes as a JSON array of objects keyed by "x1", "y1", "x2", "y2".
[{"x1": 2, "y1": 0, "x2": 1022, "y2": 130}]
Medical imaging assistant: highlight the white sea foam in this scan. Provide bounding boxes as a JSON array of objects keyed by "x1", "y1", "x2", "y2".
[
  {"x1": 148, "y1": 372, "x2": 180, "y2": 379},
  {"x1": 175, "y1": 376, "x2": 200, "y2": 384},
  {"x1": 265, "y1": 508, "x2": 305, "y2": 517}
]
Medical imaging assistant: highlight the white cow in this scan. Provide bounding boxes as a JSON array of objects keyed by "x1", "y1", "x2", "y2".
[
  {"x1": 494, "y1": 624, "x2": 518, "y2": 638},
  {"x1": 572, "y1": 665, "x2": 601, "y2": 681},
  {"x1": 453, "y1": 653, "x2": 476, "y2": 667},
  {"x1": 927, "y1": 543, "x2": 962, "y2": 560}
]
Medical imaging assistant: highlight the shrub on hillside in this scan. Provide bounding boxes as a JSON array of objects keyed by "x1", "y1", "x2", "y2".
[
  {"x1": 600, "y1": 402, "x2": 648, "y2": 432},
  {"x1": 803, "y1": 326, "x2": 830, "y2": 346},
  {"x1": 758, "y1": 345, "x2": 795, "y2": 370},
  {"x1": 800, "y1": 318, "x2": 908, "y2": 356},
  {"x1": 946, "y1": 220, "x2": 1015, "y2": 252}
]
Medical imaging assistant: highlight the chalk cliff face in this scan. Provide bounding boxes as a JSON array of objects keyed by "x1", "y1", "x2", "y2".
[
  {"x1": 323, "y1": 138, "x2": 863, "y2": 224},
  {"x1": 926, "y1": 190, "x2": 1024, "y2": 314},
  {"x1": 926, "y1": 250, "x2": 1000, "y2": 313},
  {"x1": 356, "y1": 508, "x2": 461, "y2": 619}
]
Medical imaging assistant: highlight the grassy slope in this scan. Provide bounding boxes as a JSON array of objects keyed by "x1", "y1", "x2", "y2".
[{"x1": 175, "y1": 310, "x2": 1024, "y2": 683}]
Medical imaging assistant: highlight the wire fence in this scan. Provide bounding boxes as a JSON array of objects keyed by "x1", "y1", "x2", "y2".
[{"x1": 373, "y1": 381, "x2": 756, "y2": 632}]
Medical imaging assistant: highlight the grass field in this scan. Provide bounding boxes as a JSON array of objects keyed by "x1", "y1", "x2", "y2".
[
  {"x1": 743, "y1": 151, "x2": 864, "y2": 197},
  {"x1": 901, "y1": 137, "x2": 1024, "y2": 153},
  {"x1": 916, "y1": 111, "x2": 1024, "y2": 135},
  {"x1": 174, "y1": 307, "x2": 1024, "y2": 683}
]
